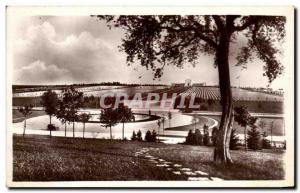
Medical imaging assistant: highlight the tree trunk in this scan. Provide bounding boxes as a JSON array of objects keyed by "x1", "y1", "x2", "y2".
[
  {"x1": 23, "y1": 118, "x2": 27, "y2": 137},
  {"x1": 122, "y1": 121, "x2": 125, "y2": 140},
  {"x1": 49, "y1": 115, "x2": 52, "y2": 138},
  {"x1": 213, "y1": 33, "x2": 234, "y2": 164},
  {"x1": 244, "y1": 126, "x2": 247, "y2": 150},
  {"x1": 73, "y1": 122, "x2": 75, "y2": 138},
  {"x1": 65, "y1": 122, "x2": 67, "y2": 137},
  {"x1": 110, "y1": 126, "x2": 112, "y2": 139},
  {"x1": 83, "y1": 123, "x2": 85, "y2": 138}
]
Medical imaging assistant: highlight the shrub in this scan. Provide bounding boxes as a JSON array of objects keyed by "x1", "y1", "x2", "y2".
[
  {"x1": 145, "y1": 130, "x2": 152, "y2": 142},
  {"x1": 131, "y1": 131, "x2": 137, "y2": 141},
  {"x1": 47, "y1": 124, "x2": 56, "y2": 131},
  {"x1": 247, "y1": 126, "x2": 261, "y2": 150},
  {"x1": 194, "y1": 129, "x2": 203, "y2": 145},
  {"x1": 185, "y1": 130, "x2": 194, "y2": 145},
  {"x1": 137, "y1": 130, "x2": 143, "y2": 141},
  {"x1": 144, "y1": 130, "x2": 158, "y2": 142},
  {"x1": 151, "y1": 130, "x2": 157, "y2": 142}
]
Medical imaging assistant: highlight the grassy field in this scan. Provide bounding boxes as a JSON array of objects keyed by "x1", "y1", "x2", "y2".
[{"x1": 13, "y1": 135, "x2": 285, "y2": 181}]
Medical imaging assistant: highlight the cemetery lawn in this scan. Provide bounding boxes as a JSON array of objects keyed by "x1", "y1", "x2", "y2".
[{"x1": 13, "y1": 134, "x2": 285, "y2": 181}]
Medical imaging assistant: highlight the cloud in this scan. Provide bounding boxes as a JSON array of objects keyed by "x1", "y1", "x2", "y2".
[
  {"x1": 14, "y1": 60, "x2": 71, "y2": 84},
  {"x1": 13, "y1": 21, "x2": 123, "y2": 85}
]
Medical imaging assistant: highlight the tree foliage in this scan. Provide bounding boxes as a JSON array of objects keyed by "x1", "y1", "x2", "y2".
[
  {"x1": 117, "y1": 104, "x2": 134, "y2": 139},
  {"x1": 41, "y1": 90, "x2": 59, "y2": 125},
  {"x1": 60, "y1": 86, "x2": 84, "y2": 138},
  {"x1": 247, "y1": 126, "x2": 261, "y2": 150},
  {"x1": 137, "y1": 130, "x2": 143, "y2": 141},
  {"x1": 95, "y1": 15, "x2": 285, "y2": 83},
  {"x1": 99, "y1": 107, "x2": 120, "y2": 139}
]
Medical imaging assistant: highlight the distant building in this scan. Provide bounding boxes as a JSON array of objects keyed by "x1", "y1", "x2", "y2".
[{"x1": 185, "y1": 79, "x2": 192, "y2": 87}]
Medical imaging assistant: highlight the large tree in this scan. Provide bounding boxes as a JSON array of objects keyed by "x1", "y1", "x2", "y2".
[
  {"x1": 96, "y1": 15, "x2": 286, "y2": 164},
  {"x1": 61, "y1": 86, "x2": 84, "y2": 138}
]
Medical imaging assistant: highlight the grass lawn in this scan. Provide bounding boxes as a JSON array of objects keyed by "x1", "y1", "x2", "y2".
[
  {"x1": 13, "y1": 134, "x2": 285, "y2": 181},
  {"x1": 13, "y1": 110, "x2": 46, "y2": 123}
]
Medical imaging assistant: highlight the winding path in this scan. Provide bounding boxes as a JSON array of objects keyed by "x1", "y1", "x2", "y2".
[{"x1": 135, "y1": 147, "x2": 223, "y2": 181}]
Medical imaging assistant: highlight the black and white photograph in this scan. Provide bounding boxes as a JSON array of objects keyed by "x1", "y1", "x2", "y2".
[{"x1": 6, "y1": 6, "x2": 294, "y2": 188}]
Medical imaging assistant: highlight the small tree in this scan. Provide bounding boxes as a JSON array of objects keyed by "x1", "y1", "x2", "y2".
[
  {"x1": 131, "y1": 131, "x2": 137, "y2": 141},
  {"x1": 145, "y1": 130, "x2": 152, "y2": 142},
  {"x1": 99, "y1": 108, "x2": 120, "y2": 139},
  {"x1": 161, "y1": 116, "x2": 166, "y2": 134},
  {"x1": 157, "y1": 119, "x2": 161, "y2": 139},
  {"x1": 118, "y1": 104, "x2": 134, "y2": 140},
  {"x1": 247, "y1": 126, "x2": 261, "y2": 150},
  {"x1": 203, "y1": 124, "x2": 210, "y2": 146},
  {"x1": 229, "y1": 129, "x2": 239, "y2": 150},
  {"x1": 56, "y1": 101, "x2": 68, "y2": 137},
  {"x1": 18, "y1": 104, "x2": 33, "y2": 137},
  {"x1": 211, "y1": 127, "x2": 218, "y2": 146},
  {"x1": 234, "y1": 106, "x2": 257, "y2": 150},
  {"x1": 61, "y1": 86, "x2": 83, "y2": 138},
  {"x1": 151, "y1": 130, "x2": 157, "y2": 142},
  {"x1": 79, "y1": 113, "x2": 91, "y2": 138},
  {"x1": 137, "y1": 130, "x2": 143, "y2": 141},
  {"x1": 167, "y1": 111, "x2": 172, "y2": 128},
  {"x1": 41, "y1": 90, "x2": 59, "y2": 126}
]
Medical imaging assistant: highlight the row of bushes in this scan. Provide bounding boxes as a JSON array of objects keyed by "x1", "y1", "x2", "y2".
[
  {"x1": 131, "y1": 130, "x2": 158, "y2": 142},
  {"x1": 184, "y1": 125, "x2": 278, "y2": 150}
]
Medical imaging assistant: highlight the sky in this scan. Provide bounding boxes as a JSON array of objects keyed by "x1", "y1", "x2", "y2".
[{"x1": 11, "y1": 16, "x2": 286, "y2": 89}]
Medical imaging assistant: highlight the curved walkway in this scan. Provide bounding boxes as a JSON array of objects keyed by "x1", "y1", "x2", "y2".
[{"x1": 135, "y1": 147, "x2": 223, "y2": 181}]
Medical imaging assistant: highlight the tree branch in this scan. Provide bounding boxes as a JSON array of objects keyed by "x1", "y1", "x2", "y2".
[
  {"x1": 160, "y1": 18, "x2": 217, "y2": 48},
  {"x1": 212, "y1": 15, "x2": 225, "y2": 31},
  {"x1": 233, "y1": 16, "x2": 259, "y2": 31}
]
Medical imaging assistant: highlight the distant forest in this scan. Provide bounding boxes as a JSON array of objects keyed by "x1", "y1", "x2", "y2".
[{"x1": 12, "y1": 82, "x2": 168, "y2": 92}]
